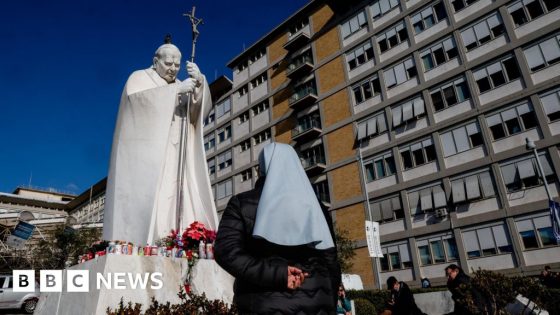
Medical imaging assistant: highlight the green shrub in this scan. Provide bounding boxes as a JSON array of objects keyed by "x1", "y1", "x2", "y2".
[
  {"x1": 106, "y1": 288, "x2": 237, "y2": 315},
  {"x1": 540, "y1": 288, "x2": 560, "y2": 314},
  {"x1": 347, "y1": 289, "x2": 389, "y2": 311},
  {"x1": 353, "y1": 298, "x2": 376, "y2": 315}
]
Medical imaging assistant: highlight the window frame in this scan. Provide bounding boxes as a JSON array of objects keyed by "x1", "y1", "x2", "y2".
[
  {"x1": 462, "y1": 223, "x2": 513, "y2": 259},
  {"x1": 411, "y1": 1, "x2": 448, "y2": 35},
  {"x1": 352, "y1": 74, "x2": 381, "y2": 105},
  {"x1": 508, "y1": 0, "x2": 560, "y2": 28},
  {"x1": 416, "y1": 234, "x2": 458, "y2": 266},
  {"x1": 430, "y1": 77, "x2": 471, "y2": 112},
  {"x1": 539, "y1": 88, "x2": 560, "y2": 122},
  {"x1": 380, "y1": 242, "x2": 413, "y2": 272},
  {"x1": 377, "y1": 20, "x2": 409, "y2": 53},
  {"x1": 341, "y1": 10, "x2": 368, "y2": 39},
  {"x1": 399, "y1": 138, "x2": 437, "y2": 170},
  {"x1": 346, "y1": 40, "x2": 375, "y2": 70},
  {"x1": 420, "y1": 36, "x2": 459, "y2": 71},
  {"x1": 523, "y1": 33, "x2": 560, "y2": 72},
  {"x1": 383, "y1": 57, "x2": 417, "y2": 89},
  {"x1": 485, "y1": 101, "x2": 538, "y2": 141},
  {"x1": 365, "y1": 152, "x2": 396, "y2": 182},
  {"x1": 515, "y1": 214, "x2": 559, "y2": 250},
  {"x1": 472, "y1": 55, "x2": 521, "y2": 94},
  {"x1": 460, "y1": 12, "x2": 506, "y2": 51}
]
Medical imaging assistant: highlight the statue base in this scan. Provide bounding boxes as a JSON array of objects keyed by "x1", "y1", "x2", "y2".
[{"x1": 34, "y1": 255, "x2": 234, "y2": 315}]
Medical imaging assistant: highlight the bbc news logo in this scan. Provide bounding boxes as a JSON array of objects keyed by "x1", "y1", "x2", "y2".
[{"x1": 13, "y1": 270, "x2": 163, "y2": 292}]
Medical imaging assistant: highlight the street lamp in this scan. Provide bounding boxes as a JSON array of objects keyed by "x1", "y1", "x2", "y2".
[{"x1": 525, "y1": 138, "x2": 553, "y2": 201}]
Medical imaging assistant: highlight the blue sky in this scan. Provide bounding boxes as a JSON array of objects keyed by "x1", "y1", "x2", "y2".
[{"x1": 0, "y1": 0, "x2": 308, "y2": 195}]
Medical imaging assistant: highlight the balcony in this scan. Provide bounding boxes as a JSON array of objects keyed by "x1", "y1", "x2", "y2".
[
  {"x1": 286, "y1": 54, "x2": 314, "y2": 79},
  {"x1": 302, "y1": 154, "x2": 326, "y2": 176},
  {"x1": 292, "y1": 117, "x2": 322, "y2": 142},
  {"x1": 289, "y1": 85, "x2": 318, "y2": 110},
  {"x1": 284, "y1": 30, "x2": 311, "y2": 51}
]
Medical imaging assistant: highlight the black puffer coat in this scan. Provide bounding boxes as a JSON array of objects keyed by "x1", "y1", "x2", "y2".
[{"x1": 215, "y1": 178, "x2": 341, "y2": 315}]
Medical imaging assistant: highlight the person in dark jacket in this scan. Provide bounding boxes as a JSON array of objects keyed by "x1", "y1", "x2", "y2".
[
  {"x1": 386, "y1": 276, "x2": 426, "y2": 315},
  {"x1": 215, "y1": 142, "x2": 341, "y2": 314},
  {"x1": 445, "y1": 264, "x2": 490, "y2": 315}
]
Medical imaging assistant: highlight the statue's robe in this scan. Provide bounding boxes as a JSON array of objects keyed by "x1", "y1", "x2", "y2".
[{"x1": 103, "y1": 68, "x2": 218, "y2": 245}]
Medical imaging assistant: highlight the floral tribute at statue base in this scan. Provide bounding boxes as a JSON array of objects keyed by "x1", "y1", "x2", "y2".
[{"x1": 76, "y1": 221, "x2": 217, "y2": 297}]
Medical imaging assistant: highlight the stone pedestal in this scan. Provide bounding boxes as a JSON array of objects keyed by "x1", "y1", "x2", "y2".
[{"x1": 34, "y1": 255, "x2": 234, "y2": 315}]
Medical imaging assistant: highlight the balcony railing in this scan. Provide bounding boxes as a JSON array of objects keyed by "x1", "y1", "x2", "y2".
[
  {"x1": 284, "y1": 29, "x2": 311, "y2": 51},
  {"x1": 289, "y1": 85, "x2": 318, "y2": 109},
  {"x1": 292, "y1": 117, "x2": 322, "y2": 141},
  {"x1": 286, "y1": 54, "x2": 314, "y2": 78},
  {"x1": 302, "y1": 154, "x2": 326, "y2": 171}
]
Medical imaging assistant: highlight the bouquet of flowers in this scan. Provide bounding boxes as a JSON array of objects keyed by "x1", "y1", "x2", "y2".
[
  {"x1": 161, "y1": 221, "x2": 217, "y2": 295},
  {"x1": 162, "y1": 221, "x2": 216, "y2": 252}
]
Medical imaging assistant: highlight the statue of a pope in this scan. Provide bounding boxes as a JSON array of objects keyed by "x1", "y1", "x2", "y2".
[{"x1": 103, "y1": 41, "x2": 217, "y2": 246}]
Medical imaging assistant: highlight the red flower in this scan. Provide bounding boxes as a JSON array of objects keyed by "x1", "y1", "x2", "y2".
[
  {"x1": 186, "y1": 250, "x2": 193, "y2": 260},
  {"x1": 184, "y1": 283, "x2": 191, "y2": 294},
  {"x1": 205, "y1": 229, "x2": 217, "y2": 242}
]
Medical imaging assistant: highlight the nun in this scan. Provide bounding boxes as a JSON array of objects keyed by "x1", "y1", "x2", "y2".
[{"x1": 215, "y1": 142, "x2": 341, "y2": 314}]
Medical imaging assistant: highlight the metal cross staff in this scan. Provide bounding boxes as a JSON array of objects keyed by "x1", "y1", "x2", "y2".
[
  {"x1": 175, "y1": 6, "x2": 203, "y2": 231},
  {"x1": 184, "y1": 6, "x2": 203, "y2": 63}
]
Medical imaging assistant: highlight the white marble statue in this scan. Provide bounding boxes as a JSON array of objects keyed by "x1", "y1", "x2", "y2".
[{"x1": 103, "y1": 42, "x2": 218, "y2": 245}]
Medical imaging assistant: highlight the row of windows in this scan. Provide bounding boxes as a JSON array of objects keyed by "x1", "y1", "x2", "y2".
[
  {"x1": 357, "y1": 83, "x2": 559, "y2": 155},
  {"x1": 367, "y1": 152, "x2": 555, "y2": 226},
  {"x1": 343, "y1": 10, "x2": 560, "y2": 93},
  {"x1": 380, "y1": 213, "x2": 558, "y2": 272}
]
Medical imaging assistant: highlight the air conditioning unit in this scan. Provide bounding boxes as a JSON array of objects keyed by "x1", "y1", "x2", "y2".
[{"x1": 435, "y1": 208, "x2": 448, "y2": 218}]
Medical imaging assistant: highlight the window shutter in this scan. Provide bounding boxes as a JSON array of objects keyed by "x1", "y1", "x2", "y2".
[
  {"x1": 414, "y1": 97, "x2": 425, "y2": 116},
  {"x1": 433, "y1": 185, "x2": 447, "y2": 208},
  {"x1": 477, "y1": 228, "x2": 495, "y2": 250},
  {"x1": 541, "y1": 37, "x2": 560, "y2": 65},
  {"x1": 461, "y1": 28, "x2": 476, "y2": 48},
  {"x1": 371, "y1": 201, "x2": 382, "y2": 221},
  {"x1": 486, "y1": 114, "x2": 502, "y2": 127},
  {"x1": 441, "y1": 131, "x2": 457, "y2": 156},
  {"x1": 501, "y1": 163, "x2": 517, "y2": 185},
  {"x1": 462, "y1": 230, "x2": 480, "y2": 253},
  {"x1": 479, "y1": 171, "x2": 496, "y2": 197},
  {"x1": 540, "y1": 92, "x2": 560, "y2": 115},
  {"x1": 391, "y1": 196, "x2": 401, "y2": 210},
  {"x1": 452, "y1": 126, "x2": 470, "y2": 153},
  {"x1": 394, "y1": 63, "x2": 407, "y2": 84},
  {"x1": 466, "y1": 122, "x2": 479, "y2": 135},
  {"x1": 381, "y1": 199, "x2": 393, "y2": 220},
  {"x1": 517, "y1": 159, "x2": 536, "y2": 179},
  {"x1": 538, "y1": 155, "x2": 554, "y2": 176},
  {"x1": 420, "y1": 188, "x2": 433, "y2": 211},
  {"x1": 515, "y1": 219, "x2": 534, "y2": 233},
  {"x1": 534, "y1": 216, "x2": 552, "y2": 229},
  {"x1": 384, "y1": 69, "x2": 397, "y2": 87},
  {"x1": 392, "y1": 105, "x2": 403, "y2": 127},
  {"x1": 524, "y1": 45, "x2": 545, "y2": 71},
  {"x1": 399, "y1": 244, "x2": 411, "y2": 262},
  {"x1": 408, "y1": 191, "x2": 421, "y2": 215},
  {"x1": 358, "y1": 122, "x2": 367, "y2": 140},
  {"x1": 377, "y1": 114, "x2": 387, "y2": 133},
  {"x1": 474, "y1": 21, "x2": 490, "y2": 42},
  {"x1": 487, "y1": 14, "x2": 501, "y2": 30},
  {"x1": 452, "y1": 179, "x2": 466, "y2": 203},
  {"x1": 492, "y1": 225, "x2": 510, "y2": 248},
  {"x1": 367, "y1": 117, "x2": 377, "y2": 136},
  {"x1": 465, "y1": 175, "x2": 482, "y2": 200},
  {"x1": 402, "y1": 101, "x2": 414, "y2": 122}
]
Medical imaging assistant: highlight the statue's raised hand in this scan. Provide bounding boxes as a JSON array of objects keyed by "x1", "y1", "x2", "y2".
[
  {"x1": 177, "y1": 78, "x2": 197, "y2": 94},
  {"x1": 186, "y1": 61, "x2": 203, "y2": 87}
]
